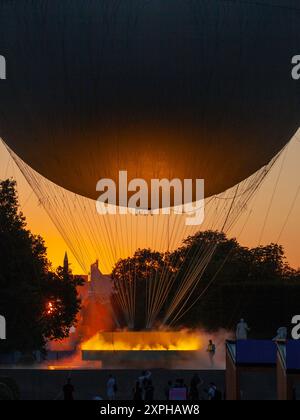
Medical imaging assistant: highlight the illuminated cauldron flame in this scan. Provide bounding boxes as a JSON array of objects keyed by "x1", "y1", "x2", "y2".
[{"x1": 82, "y1": 331, "x2": 203, "y2": 352}]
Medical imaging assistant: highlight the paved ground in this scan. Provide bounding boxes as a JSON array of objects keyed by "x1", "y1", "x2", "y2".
[{"x1": 0, "y1": 368, "x2": 281, "y2": 400}]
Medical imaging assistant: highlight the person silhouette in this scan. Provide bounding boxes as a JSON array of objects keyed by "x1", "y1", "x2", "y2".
[
  {"x1": 63, "y1": 378, "x2": 74, "y2": 401},
  {"x1": 106, "y1": 375, "x2": 117, "y2": 400},
  {"x1": 207, "y1": 340, "x2": 216, "y2": 367}
]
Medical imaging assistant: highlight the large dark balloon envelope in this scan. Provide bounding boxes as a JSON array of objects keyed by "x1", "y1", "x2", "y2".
[{"x1": 0, "y1": 0, "x2": 300, "y2": 204}]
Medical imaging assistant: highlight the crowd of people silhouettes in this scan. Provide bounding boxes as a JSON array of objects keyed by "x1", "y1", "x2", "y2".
[{"x1": 61, "y1": 319, "x2": 260, "y2": 401}]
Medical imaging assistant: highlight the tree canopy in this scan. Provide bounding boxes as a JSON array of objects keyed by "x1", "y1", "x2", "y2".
[
  {"x1": 112, "y1": 230, "x2": 300, "y2": 336},
  {"x1": 0, "y1": 179, "x2": 84, "y2": 354}
]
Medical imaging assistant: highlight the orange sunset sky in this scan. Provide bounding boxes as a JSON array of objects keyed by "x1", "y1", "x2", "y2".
[{"x1": 1, "y1": 131, "x2": 300, "y2": 275}]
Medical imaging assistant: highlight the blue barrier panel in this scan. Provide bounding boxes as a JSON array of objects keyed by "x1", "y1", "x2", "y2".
[
  {"x1": 0, "y1": 353, "x2": 15, "y2": 364},
  {"x1": 286, "y1": 341, "x2": 300, "y2": 371},
  {"x1": 46, "y1": 351, "x2": 75, "y2": 361},
  {"x1": 236, "y1": 340, "x2": 277, "y2": 365},
  {"x1": 0, "y1": 352, "x2": 21, "y2": 364}
]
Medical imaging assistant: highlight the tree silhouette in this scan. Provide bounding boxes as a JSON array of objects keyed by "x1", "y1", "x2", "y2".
[
  {"x1": 0, "y1": 179, "x2": 84, "y2": 354},
  {"x1": 112, "y1": 230, "x2": 300, "y2": 336}
]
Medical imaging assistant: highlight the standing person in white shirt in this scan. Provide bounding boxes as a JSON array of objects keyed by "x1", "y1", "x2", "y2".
[{"x1": 236, "y1": 319, "x2": 250, "y2": 340}]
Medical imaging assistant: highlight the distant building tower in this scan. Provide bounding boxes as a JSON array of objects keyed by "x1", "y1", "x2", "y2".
[
  {"x1": 89, "y1": 260, "x2": 112, "y2": 305},
  {"x1": 63, "y1": 252, "x2": 69, "y2": 273}
]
